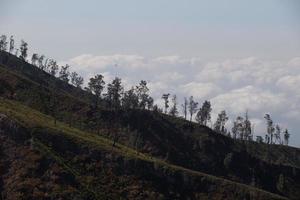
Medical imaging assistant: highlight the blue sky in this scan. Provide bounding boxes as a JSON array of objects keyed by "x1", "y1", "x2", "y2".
[{"x1": 1, "y1": 0, "x2": 300, "y2": 147}]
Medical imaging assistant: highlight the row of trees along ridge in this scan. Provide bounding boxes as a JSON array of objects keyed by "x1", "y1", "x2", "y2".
[{"x1": 0, "y1": 34, "x2": 291, "y2": 146}]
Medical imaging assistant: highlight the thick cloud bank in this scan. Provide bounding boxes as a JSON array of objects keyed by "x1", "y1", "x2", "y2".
[{"x1": 61, "y1": 55, "x2": 300, "y2": 147}]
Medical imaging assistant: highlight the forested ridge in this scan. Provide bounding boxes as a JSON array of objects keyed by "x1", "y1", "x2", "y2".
[{"x1": 0, "y1": 35, "x2": 299, "y2": 200}]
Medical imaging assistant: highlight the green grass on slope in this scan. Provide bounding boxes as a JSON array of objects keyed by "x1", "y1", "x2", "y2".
[
  {"x1": 0, "y1": 65, "x2": 90, "y2": 106},
  {"x1": 0, "y1": 98, "x2": 288, "y2": 200}
]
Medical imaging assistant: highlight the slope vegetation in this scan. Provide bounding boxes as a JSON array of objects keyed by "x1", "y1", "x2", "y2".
[
  {"x1": 0, "y1": 99, "x2": 288, "y2": 200},
  {"x1": 0, "y1": 51, "x2": 300, "y2": 199}
]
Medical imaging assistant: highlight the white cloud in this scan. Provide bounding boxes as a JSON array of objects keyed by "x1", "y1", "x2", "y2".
[
  {"x1": 277, "y1": 75, "x2": 300, "y2": 95},
  {"x1": 211, "y1": 86, "x2": 285, "y2": 114},
  {"x1": 66, "y1": 54, "x2": 146, "y2": 76},
  {"x1": 153, "y1": 56, "x2": 181, "y2": 64},
  {"x1": 61, "y1": 54, "x2": 300, "y2": 147},
  {"x1": 180, "y1": 82, "x2": 222, "y2": 100},
  {"x1": 288, "y1": 57, "x2": 300, "y2": 67}
]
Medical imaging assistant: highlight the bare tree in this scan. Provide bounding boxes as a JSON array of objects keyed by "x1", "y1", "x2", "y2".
[
  {"x1": 244, "y1": 111, "x2": 252, "y2": 141},
  {"x1": 275, "y1": 125, "x2": 282, "y2": 144},
  {"x1": 169, "y1": 94, "x2": 178, "y2": 117},
  {"x1": 9, "y1": 35, "x2": 14, "y2": 53},
  {"x1": 188, "y1": 96, "x2": 198, "y2": 122},
  {"x1": 181, "y1": 97, "x2": 188, "y2": 120},
  {"x1": 264, "y1": 114, "x2": 275, "y2": 144}
]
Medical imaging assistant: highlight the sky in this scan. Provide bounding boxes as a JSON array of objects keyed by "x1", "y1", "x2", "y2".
[{"x1": 0, "y1": 0, "x2": 300, "y2": 146}]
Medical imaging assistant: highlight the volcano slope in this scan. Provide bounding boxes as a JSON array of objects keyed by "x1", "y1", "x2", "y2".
[{"x1": 0, "y1": 51, "x2": 299, "y2": 199}]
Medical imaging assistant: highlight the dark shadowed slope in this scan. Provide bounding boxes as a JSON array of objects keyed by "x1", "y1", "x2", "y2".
[{"x1": 0, "y1": 99, "x2": 288, "y2": 200}]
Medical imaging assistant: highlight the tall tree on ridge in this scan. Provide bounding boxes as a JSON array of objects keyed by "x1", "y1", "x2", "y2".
[
  {"x1": 9, "y1": 35, "x2": 14, "y2": 53},
  {"x1": 136, "y1": 80, "x2": 150, "y2": 109},
  {"x1": 147, "y1": 96, "x2": 154, "y2": 110},
  {"x1": 70, "y1": 72, "x2": 84, "y2": 88},
  {"x1": 122, "y1": 87, "x2": 139, "y2": 109},
  {"x1": 244, "y1": 111, "x2": 252, "y2": 141},
  {"x1": 19, "y1": 40, "x2": 28, "y2": 61},
  {"x1": 106, "y1": 77, "x2": 123, "y2": 110},
  {"x1": 188, "y1": 96, "x2": 198, "y2": 122},
  {"x1": 275, "y1": 125, "x2": 282, "y2": 144},
  {"x1": 264, "y1": 114, "x2": 275, "y2": 144},
  {"x1": 196, "y1": 100, "x2": 212, "y2": 126},
  {"x1": 38, "y1": 55, "x2": 45, "y2": 69},
  {"x1": 43, "y1": 58, "x2": 49, "y2": 71},
  {"x1": 169, "y1": 94, "x2": 178, "y2": 117},
  {"x1": 31, "y1": 54, "x2": 38, "y2": 66},
  {"x1": 59, "y1": 64, "x2": 70, "y2": 83},
  {"x1": 87, "y1": 74, "x2": 105, "y2": 108},
  {"x1": 284, "y1": 129, "x2": 290, "y2": 146},
  {"x1": 181, "y1": 97, "x2": 188, "y2": 120},
  {"x1": 15, "y1": 48, "x2": 19, "y2": 56},
  {"x1": 232, "y1": 116, "x2": 244, "y2": 140},
  {"x1": 214, "y1": 110, "x2": 228, "y2": 134},
  {"x1": 162, "y1": 93, "x2": 170, "y2": 114},
  {"x1": 49, "y1": 59, "x2": 59, "y2": 76},
  {"x1": 0, "y1": 35, "x2": 7, "y2": 51}
]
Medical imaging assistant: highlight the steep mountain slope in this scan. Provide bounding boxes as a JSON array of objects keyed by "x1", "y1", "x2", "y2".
[
  {"x1": 0, "y1": 99, "x2": 288, "y2": 200},
  {"x1": 0, "y1": 51, "x2": 300, "y2": 199},
  {"x1": 0, "y1": 51, "x2": 91, "y2": 102}
]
